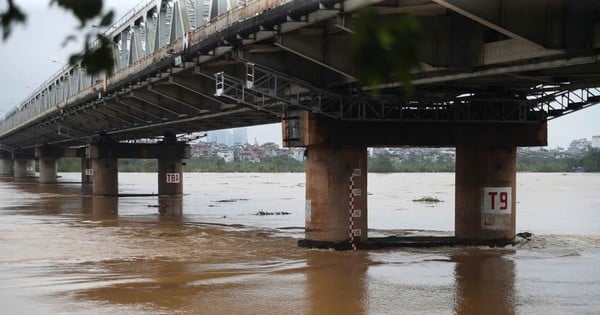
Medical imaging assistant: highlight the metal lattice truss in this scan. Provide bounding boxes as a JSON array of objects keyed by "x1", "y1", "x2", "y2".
[
  {"x1": 217, "y1": 63, "x2": 600, "y2": 122},
  {"x1": 529, "y1": 85, "x2": 600, "y2": 120},
  {"x1": 0, "y1": 0, "x2": 237, "y2": 135}
]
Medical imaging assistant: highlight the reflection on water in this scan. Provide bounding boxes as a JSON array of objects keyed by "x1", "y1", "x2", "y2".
[
  {"x1": 0, "y1": 172, "x2": 599, "y2": 314},
  {"x1": 158, "y1": 196, "x2": 183, "y2": 217},
  {"x1": 306, "y1": 252, "x2": 370, "y2": 315},
  {"x1": 90, "y1": 196, "x2": 118, "y2": 221},
  {"x1": 453, "y1": 250, "x2": 515, "y2": 315}
]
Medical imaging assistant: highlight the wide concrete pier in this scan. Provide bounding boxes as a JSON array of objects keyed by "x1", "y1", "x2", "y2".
[
  {"x1": 0, "y1": 151, "x2": 13, "y2": 176},
  {"x1": 455, "y1": 146, "x2": 517, "y2": 240},
  {"x1": 36, "y1": 146, "x2": 59, "y2": 184},
  {"x1": 305, "y1": 144, "x2": 368, "y2": 244},
  {"x1": 88, "y1": 139, "x2": 190, "y2": 196},
  {"x1": 288, "y1": 111, "x2": 546, "y2": 249},
  {"x1": 13, "y1": 157, "x2": 35, "y2": 179}
]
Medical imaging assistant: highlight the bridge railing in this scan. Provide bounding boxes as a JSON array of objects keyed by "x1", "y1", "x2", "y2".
[{"x1": 0, "y1": 0, "x2": 265, "y2": 137}]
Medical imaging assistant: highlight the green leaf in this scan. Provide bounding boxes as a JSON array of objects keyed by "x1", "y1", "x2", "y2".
[
  {"x1": 352, "y1": 7, "x2": 422, "y2": 92},
  {"x1": 51, "y1": 0, "x2": 103, "y2": 28},
  {"x1": 0, "y1": 0, "x2": 27, "y2": 40},
  {"x1": 69, "y1": 34, "x2": 115, "y2": 76},
  {"x1": 99, "y1": 11, "x2": 114, "y2": 27}
]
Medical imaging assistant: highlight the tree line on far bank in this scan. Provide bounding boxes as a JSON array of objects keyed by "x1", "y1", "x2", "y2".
[
  {"x1": 55, "y1": 149, "x2": 600, "y2": 173},
  {"x1": 368, "y1": 150, "x2": 600, "y2": 173}
]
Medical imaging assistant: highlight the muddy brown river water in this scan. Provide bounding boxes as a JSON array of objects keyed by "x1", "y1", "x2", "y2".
[{"x1": 0, "y1": 172, "x2": 599, "y2": 314}]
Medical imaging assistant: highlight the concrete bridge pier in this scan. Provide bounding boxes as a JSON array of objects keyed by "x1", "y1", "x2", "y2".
[
  {"x1": 0, "y1": 159, "x2": 13, "y2": 176},
  {"x1": 89, "y1": 144, "x2": 118, "y2": 196},
  {"x1": 92, "y1": 158, "x2": 118, "y2": 196},
  {"x1": 451, "y1": 121, "x2": 545, "y2": 242},
  {"x1": 455, "y1": 146, "x2": 517, "y2": 241},
  {"x1": 158, "y1": 158, "x2": 183, "y2": 196},
  {"x1": 81, "y1": 158, "x2": 93, "y2": 184},
  {"x1": 36, "y1": 146, "x2": 59, "y2": 184},
  {"x1": 287, "y1": 109, "x2": 547, "y2": 248},
  {"x1": 13, "y1": 152, "x2": 35, "y2": 179},
  {"x1": 88, "y1": 140, "x2": 190, "y2": 196},
  {"x1": 0, "y1": 151, "x2": 13, "y2": 176},
  {"x1": 289, "y1": 112, "x2": 368, "y2": 248},
  {"x1": 305, "y1": 144, "x2": 368, "y2": 246}
]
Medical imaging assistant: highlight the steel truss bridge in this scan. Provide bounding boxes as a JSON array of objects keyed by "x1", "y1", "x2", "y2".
[{"x1": 1, "y1": 0, "x2": 600, "y2": 151}]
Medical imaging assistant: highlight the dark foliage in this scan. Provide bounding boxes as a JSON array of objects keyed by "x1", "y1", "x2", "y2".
[{"x1": 2, "y1": 0, "x2": 114, "y2": 75}]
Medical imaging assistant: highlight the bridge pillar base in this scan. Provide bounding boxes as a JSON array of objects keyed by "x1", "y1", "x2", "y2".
[
  {"x1": 455, "y1": 146, "x2": 516, "y2": 241},
  {"x1": 92, "y1": 158, "x2": 118, "y2": 196},
  {"x1": 39, "y1": 158, "x2": 58, "y2": 184},
  {"x1": 0, "y1": 158, "x2": 13, "y2": 176},
  {"x1": 13, "y1": 159, "x2": 35, "y2": 179},
  {"x1": 304, "y1": 144, "x2": 368, "y2": 246},
  {"x1": 158, "y1": 196, "x2": 183, "y2": 216},
  {"x1": 158, "y1": 159, "x2": 183, "y2": 196}
]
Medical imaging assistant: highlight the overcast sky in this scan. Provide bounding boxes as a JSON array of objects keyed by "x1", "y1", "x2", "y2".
[{"x1": 0, "y1": 0, "x2": 598, "y2": 148}]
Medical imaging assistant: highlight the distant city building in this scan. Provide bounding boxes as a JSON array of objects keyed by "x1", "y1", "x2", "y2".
[
  {"x1": 207, "y1": 127, "x2": 248, "y2": 146},
  {"x1": 233, "y1": 128, "x2": 248, "y2": 145},
  {"x1": 592, "y1": 135, "x2": 600, "y2": 148}
]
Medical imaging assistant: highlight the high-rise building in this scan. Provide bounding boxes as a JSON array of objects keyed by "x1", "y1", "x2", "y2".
[
  {"x1": 233, "y1": 128, "x2": 248, "y2": 145},
  {"x1": 207, "y1": 127, "x2": 248, "y2": 146}
]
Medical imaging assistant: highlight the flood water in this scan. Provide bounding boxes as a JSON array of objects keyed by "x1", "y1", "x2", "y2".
[{"x1": 0, "y1": 172, "x2": 599, "y2": 314}]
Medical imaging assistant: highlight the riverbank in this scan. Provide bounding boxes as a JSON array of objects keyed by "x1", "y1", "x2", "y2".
[{"x1": 53, "y1": 150, "x2": 600, "y2": 173}]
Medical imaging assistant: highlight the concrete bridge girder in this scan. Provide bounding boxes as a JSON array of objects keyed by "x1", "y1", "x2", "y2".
[
  {"x1": 147, "y1": 84, "x2": 210, "y2": 114},
  {"x1": 168, "y1": 75, "x2": 234, "y2": 109},
  {"x1": 149, "y1": 79, "x2": 222, "y2": 112},
  {"x1": 114, "y1": 97, "x2": 166, "y2": 122},
  {"x1": 435, "y1": 0, "x2": 600, "y2": 51},
  {"x1": 128, "y1": 91, "x2": 183, "y2": 118},
  {"x1": 99, "y1": 101, "x2": 148, "y2": 124},
  {"x1": 275, "y1": 30, "x2": 357, "y2": 80}
]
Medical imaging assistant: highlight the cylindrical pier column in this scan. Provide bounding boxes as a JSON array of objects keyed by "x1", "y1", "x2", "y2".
[
  {"x1": 92, "y1": 158, "x2": 118, "y2": 196},
  {"x1": 158, "y1": 159, "x2": 183, "y2": 195},
  {"x1": 455, "y1": 146, "x2": 516, "y2": 241},
  {"x1": 14, "y1": 159, "x2": 35, "y2": 179},
  {"x1": 0, "y1": 158, "x2": 13, "y2": 176},
  {"x1": 304, "y1": 144, "x2": 368, "y2": 246},
  {"x1": 38, "y1": 157, "x2": 57, "y2": 183}
]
